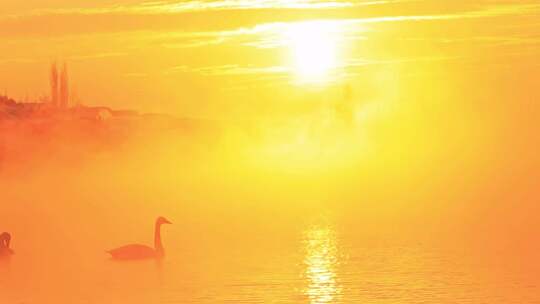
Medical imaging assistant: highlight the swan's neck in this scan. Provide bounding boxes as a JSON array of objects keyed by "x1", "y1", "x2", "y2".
[{"x1": 154, "y1": 223, "x2": 164, "y2": 256}]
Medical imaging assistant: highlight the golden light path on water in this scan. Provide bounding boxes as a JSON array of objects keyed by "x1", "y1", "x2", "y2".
[{"x1": 303, "y1": 225, "x2": 342, "y2": 304}]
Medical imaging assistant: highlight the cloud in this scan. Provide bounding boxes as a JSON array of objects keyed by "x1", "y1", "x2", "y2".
[
  {"x1": 167, "y1": 64, "x2": 290, "y2": 76},
  {"x1": 0, "y1": 58, "x2": 36, "y2": 65},
  {"x1": 67, "y1": 52, "x2": 127, "y2": 61},
  {"x1": 1, "y1": 0, "x2": 538, "y2": 87},
  {"x1": 1, "y1": 1, "x2": 538, "y2": 39},
  {"x1": 123, "y1": 72, "x2": 148, "y2": 78},
  {"x1": 129, "y1": 0, "x2": 360, "y2": 12},
  {"x1": 13, "y1": 0, "x2": 384, "y2": 16}
]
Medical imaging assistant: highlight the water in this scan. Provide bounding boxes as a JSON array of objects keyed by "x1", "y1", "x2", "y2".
[
  {"x1": 2, "y1": 216, "x2": 538, "y2": 304},
  {"x1": 1, "y1": 128, "x2": 538, "y2": 304}
]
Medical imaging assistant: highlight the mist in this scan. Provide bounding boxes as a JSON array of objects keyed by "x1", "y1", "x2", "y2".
[{"x1": 2, "y1": 64, "x2": 540, "y2": 303}]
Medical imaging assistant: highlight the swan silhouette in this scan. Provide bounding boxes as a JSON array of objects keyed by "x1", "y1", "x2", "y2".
[
  {"x1": 107, "y1": 217, "x2": 172, "y2": 260},
  {"x1": 0, "y1": 232, "x2": 14, "y2": 256}
]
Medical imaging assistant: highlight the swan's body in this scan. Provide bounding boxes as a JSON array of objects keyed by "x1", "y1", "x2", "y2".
[
  {"x1": 0, "y1": 232, "x2": 14, "y2": 257},
  {"x1": 107, "y1": 244, "x2": 157, "y2": 259},
  {"x1": 107, "y1": 217, "x2": 171, "y2": 260}
]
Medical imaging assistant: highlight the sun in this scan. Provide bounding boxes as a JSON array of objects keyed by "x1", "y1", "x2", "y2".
[{"x1": 283, "y1": 21, "x2": 342, "y2": 83}]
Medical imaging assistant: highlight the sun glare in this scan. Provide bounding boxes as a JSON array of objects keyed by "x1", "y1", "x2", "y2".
[{"x1": 283, "y1": 21, "x2": 343, "y2": 83}]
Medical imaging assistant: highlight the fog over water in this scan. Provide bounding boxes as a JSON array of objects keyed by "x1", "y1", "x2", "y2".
[{"x1": 1, "y1": 97, "x2": 539, "y2": 303}]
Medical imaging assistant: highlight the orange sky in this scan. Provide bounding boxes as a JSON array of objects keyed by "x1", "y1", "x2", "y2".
[
  {"x1": 2, "y1": 2, "x2": 538, "y2": 225},
  {"x1": 0, "y1": 0, "x2": 539, "y2": 118}
]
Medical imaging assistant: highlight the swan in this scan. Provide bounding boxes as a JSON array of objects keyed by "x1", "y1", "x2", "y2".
[
  {"x1": 0, "y1": 232, "x2": 14, "y2": 256},
  {"x1": 107, "y1": 217, "x2": 172, "y2": 260}
]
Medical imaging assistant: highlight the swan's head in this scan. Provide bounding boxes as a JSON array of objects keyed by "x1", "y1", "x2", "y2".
[
  {"x1": 0, "y1": 232, "x2": 11, "y2": 248},
  {"x1": 156, "y1": 216, "x2": 172, "y2": 225}
]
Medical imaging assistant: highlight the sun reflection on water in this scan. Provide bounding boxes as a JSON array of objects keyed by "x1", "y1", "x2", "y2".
[{"x1": 303, "y1": 225, "x2": 342, "y2": 304}]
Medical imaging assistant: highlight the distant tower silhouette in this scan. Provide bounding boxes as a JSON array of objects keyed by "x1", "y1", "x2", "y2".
[
  {"x1": 336, "y1": 84, "x2": 354, "y2": 125},
  {"x1": 59, "y1": 63, "x2": 69, "y2": 108},
  {"x1": 50, "y1": 62, "x2": 59, "y2": 106}
]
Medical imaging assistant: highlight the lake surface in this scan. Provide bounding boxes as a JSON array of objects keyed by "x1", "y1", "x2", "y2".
[
  {"x1": 1, "y1": 132, "x2": 539, "y2": 304},
  {"x1": 2, "y1": 217, "x2": 538, "y2": 304}
]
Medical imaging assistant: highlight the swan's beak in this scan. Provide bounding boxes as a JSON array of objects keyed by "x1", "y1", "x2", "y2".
[{"x1": 164, "y1": 219, "x2": 172, "y2": 224}]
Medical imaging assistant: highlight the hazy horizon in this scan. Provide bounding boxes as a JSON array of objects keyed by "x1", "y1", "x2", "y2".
[{"x1": 0, "y1": 1, "x2": 538, "y2": 117}]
